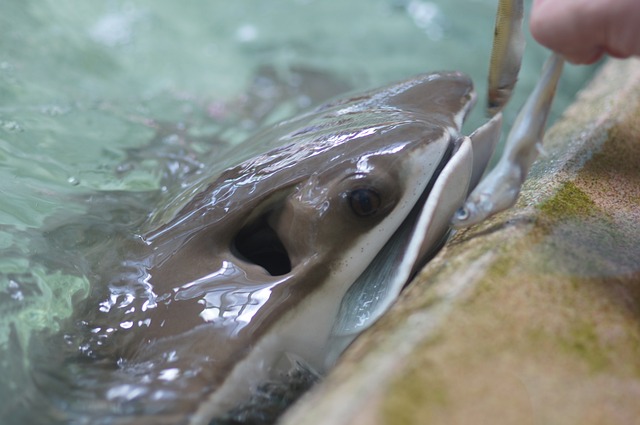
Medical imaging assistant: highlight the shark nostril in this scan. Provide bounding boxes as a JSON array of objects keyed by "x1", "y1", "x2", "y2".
[{"x1": 232, "y1": 215, "x2": 292, "y2": 276}]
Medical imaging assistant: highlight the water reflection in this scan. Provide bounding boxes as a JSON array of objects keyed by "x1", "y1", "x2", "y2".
[{"x1": 174, "y1": 260, "x2": 282, "y2": 337}]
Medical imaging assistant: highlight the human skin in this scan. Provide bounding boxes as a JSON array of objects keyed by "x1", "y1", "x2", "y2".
[{"x1": 530, "y1": 0, "x2": 640, "y2": 64}]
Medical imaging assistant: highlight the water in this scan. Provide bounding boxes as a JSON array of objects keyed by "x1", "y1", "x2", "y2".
[{"x1": 0, "y1": 0, "x2": 595, "y2": 423}]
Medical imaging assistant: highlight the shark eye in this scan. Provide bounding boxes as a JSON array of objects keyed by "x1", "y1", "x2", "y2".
[{"x1": 348, "y1": 188, "x2": 382, "y2": 217}]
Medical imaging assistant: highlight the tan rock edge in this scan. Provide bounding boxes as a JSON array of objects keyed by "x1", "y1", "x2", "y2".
[{"x1": 279, "y1": 58, "x2": 640, "y2": 425}]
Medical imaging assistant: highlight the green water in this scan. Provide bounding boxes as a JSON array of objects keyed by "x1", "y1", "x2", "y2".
[{"x1": 0, "y1": 0, "x2": 595, "y2": 421}]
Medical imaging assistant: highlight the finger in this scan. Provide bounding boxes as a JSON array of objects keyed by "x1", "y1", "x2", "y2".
[
  {"x1": 530, "y1": 0, "x2": 605, "y2": 64},
  {"x1": 531, "y1": 0, "x2": 640, "y2": 64}
]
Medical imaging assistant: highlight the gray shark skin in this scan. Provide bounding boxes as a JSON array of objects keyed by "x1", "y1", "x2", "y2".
[{"x1": 26, "y1": 72, "x2": 491, "y2": 425}]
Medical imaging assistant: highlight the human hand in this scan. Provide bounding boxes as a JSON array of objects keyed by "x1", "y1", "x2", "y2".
[{"x1": 530, "y1": 0, "x2": 640, "y2": 64}]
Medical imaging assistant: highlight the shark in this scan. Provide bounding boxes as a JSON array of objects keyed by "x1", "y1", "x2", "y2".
[
  {"x1": 23, "y1": 71, "x2": 494, "y2": 425},
  {"x1": 21, "y1": 1, "x2": 566, "y2": 424}
]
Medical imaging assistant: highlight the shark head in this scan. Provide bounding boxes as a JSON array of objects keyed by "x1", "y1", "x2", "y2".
[{"x1": 50, "y1": 71, "x2": 496, "y2": 423}]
